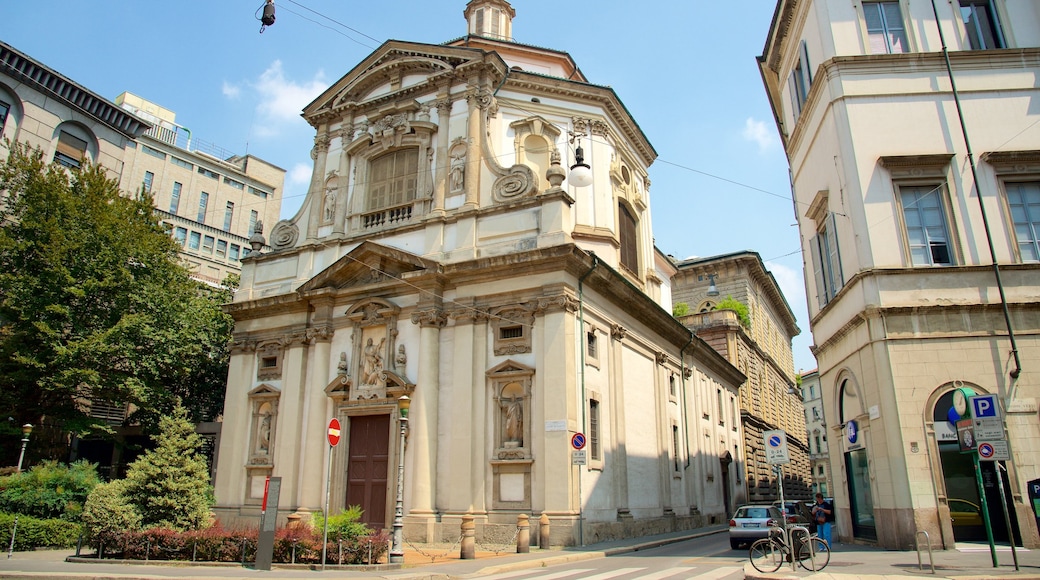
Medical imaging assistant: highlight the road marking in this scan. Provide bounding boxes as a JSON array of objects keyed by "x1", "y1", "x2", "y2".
[
  {"x1": 695, "y1": 566, "x2": 744, "y2": 579},
  {"x1": 629, "y1": 567, "x2": 694, "y2": 579},
  {"x1": 578, "y1": 568, "x2": 646, "y2": 579}
]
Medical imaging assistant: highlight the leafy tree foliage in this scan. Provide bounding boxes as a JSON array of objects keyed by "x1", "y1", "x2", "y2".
[
  {"x1": 0, "y1": 144, "x2": 233, "y2": 459},
  {"x1": 123, "y1": 405, "x2": 213, "y2": 531},
  {"x1": 81, "y1": 478, "x2": 141, "y2": 547},
  {"x1": 715, "y1": 295, "x2": 751, "y2": 329},
  {"x1": 0, "y1": 460, "x2": 99, "y2": 520}
]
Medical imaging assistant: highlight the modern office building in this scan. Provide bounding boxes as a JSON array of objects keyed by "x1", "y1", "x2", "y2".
[
  {"x1": 214, "y1": 0, "x2": 747, "y2": 545},
  {"x1": 760, "y1": 0, "x2": 1040, "y2": 549}
]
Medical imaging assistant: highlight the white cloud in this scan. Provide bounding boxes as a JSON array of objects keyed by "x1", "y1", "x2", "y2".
[
  {"x1": 742, "y1": 117, "x2": 778, "y2": 152},
  {"x1": 764, "y1": 261, "x2": 805, "y2": 311},
  {"x1": 222, "y1": 81, "x2": 241, "y2": 99},
  {"x1": 289, "y1": 162, "x2": 312, "y2": 185},
  {"x1": 254, "y1": 60, "x2": 326, "y2": 123}
]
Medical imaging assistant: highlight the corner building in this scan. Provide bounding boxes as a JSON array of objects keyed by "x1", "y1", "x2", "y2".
[
  {"x1": 214, "y1": 1, "x2": 745, "y2": 545},
  {"x1": 760, "y1": 0, "x2": 1040, "y2": 549}
]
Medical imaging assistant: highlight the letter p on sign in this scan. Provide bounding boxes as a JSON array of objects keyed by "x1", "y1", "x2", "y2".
[{"x1": 970, "y1": 394, "x2": 1000, "y2": 419}]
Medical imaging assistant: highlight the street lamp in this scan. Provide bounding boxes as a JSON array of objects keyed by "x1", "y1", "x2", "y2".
[
  {"x1": 389, "y1": 395, "x2": 410, "y2": 563},
  {"x1": 16, "y1": 424, "x2": 32, "y2": 472}
]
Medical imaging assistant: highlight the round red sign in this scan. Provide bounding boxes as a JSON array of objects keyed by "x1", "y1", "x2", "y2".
[{"x1": 328, "y1": 418, "x2": 341, "y2": 447}]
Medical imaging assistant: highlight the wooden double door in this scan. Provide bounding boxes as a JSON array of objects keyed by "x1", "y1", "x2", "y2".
[{"x1": 345, "y1": 414, "x2": 390, "y2": 531}]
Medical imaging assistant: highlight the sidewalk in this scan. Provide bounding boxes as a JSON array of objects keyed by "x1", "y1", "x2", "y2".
[{"x1": 2, "y1": 527, "x2": 1040, "y2": 579}]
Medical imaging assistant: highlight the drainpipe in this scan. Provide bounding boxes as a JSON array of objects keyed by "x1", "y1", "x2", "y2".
[
  {"x1": 929, "y1": 0, "x2": 1022, "y2": 389},
  {"x1": 576, "y1": 253, "x2": 598, "y2": 548}
]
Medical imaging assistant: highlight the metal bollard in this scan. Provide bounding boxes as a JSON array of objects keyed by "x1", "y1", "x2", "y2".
[
  {"x1": 145, "y1": 538, "x2": 150, "y2": 561},
  {"x1": 539, "y1": 513, "x2": 550, "y2": 550},
  {"x1": 460, "y1": 515, "x2": 475, "y2": 560},
  {"x1": 517, "y1": 514, "x2": 530, "y2": 553}
]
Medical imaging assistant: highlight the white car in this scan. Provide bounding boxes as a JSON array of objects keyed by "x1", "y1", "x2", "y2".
[{"x1": 729, "y1": 504, "x2": 783, "y2": 549}]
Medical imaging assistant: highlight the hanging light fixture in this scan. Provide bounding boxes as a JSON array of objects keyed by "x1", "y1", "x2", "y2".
[
  {"x1": 707, "y1": 273, "x2": 720, "y2": 296},
  {"x1": 568, "y1": 134, "x2": 593, "y2": 188}
]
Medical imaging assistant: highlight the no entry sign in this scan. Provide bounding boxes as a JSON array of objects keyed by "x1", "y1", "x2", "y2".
[{"x1": 328, "y1": 418, "x2": 341, "y2": 447}]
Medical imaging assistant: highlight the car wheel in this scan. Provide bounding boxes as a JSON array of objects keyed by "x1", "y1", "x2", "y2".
[{"x1": 730, "y1": 538, "x2": 741, "y2": 549}]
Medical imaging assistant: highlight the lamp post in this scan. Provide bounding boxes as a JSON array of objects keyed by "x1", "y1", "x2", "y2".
[
  {"x1": 389, "y1": 395, "x2": 410, "y2": 563},
  {"x1": 15, "y1": 424, "x2": 32, "y2": 472}
]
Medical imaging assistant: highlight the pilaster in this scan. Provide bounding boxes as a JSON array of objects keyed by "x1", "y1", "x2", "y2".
[
  {"x1": 271, "y1": 331, "x2": 309, "y2": 510},
  {"x1": 408, "y1": 309, "x2": 447, "y2": 525},
  {"x1": 297, "y1": 325, "x2": 334, "y2": 511}
]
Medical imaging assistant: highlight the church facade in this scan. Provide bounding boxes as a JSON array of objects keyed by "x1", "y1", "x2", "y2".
[{"x1": 213, "y1": 0, "x2": 745, "y2": 545}]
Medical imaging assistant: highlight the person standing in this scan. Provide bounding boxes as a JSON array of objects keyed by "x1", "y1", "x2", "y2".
[{"x1": 812, "y1": 493, "x2": 834, "y2": 546}]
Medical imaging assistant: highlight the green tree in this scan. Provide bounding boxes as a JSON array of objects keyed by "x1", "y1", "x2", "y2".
[
  {"x1": 716, "y1": 295, "x2": 751, "y2": 329},
  {"x1": 123, "y1": 404, "x2": 212, "y2": 531},
  {"x1": 0, "y1": 144, "x2": 233, "y2": 458},
  {"x1": 672, "y1": 302, "x2": 690, "y2": 317},
  {"x1": 0, "y1": 460, "x2": 99, "y2": 520},
  {"x1": 81, "y1": 478, "x2": 141, "y2": 548}
]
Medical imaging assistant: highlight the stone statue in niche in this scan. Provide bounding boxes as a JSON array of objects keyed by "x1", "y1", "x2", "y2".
[
  {"x1": 450, "y1": 150, "x2": 466, "y2": 192},
  {"x1": 503, "y1": 395, "x2": 523, "y2": 448},
  {"x1": 323, "y1": 187, "x2": 337, "y2": 222},
  {"x1": 395, "y1": 344, "x2": 407, "y2": 368},
  {"x1": 257, "y1": 413, "x2": 271, "y2": 454},
  {"x1": 362, "y1": 337, "x2": 386, "y2": 386}
]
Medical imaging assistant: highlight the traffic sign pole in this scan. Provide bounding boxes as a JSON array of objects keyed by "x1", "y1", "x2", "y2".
[{"x1": 321, "y1": 418, "x2": 341, "y2": 570}]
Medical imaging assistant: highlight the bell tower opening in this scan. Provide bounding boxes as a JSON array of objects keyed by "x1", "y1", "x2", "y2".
[{"x1": 464, "y1": 0, "x2": 515, "y2": 41}]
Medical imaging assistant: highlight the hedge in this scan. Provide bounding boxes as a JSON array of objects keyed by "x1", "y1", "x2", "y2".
[{"x1": 0, "y1": 512, "x2": 84, "y2": 551}]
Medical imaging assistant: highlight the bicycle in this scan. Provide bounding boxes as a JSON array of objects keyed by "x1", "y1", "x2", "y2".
[{"x1": 748, "y1": 523, "x2": 830, "y2": 573}]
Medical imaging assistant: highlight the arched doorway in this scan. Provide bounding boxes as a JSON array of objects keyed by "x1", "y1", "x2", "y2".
[
  {"x1": 932, "y1": 387, "x2": 1021, "y2": 544},
  {"x1": 839, "y1": 376, "x2": 876, "y2": 541}
]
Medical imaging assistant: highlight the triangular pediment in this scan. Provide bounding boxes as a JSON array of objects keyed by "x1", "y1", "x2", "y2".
[
  {"x1": 486, "y1": 359, "x2": 535, "y2": 377},
  {"x1": 303, "y1": 40, "x2": 505, "y2": 119},
  {"x1": 297, "y1": 241, "x2": 441, "y2": 294},
  {"x1": 248, "y1": 383, "x2": 280, "y2": 398}
]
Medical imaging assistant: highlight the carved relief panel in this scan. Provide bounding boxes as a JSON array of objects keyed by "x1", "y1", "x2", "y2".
[{"x1": 344, "y1": 298, "x2": 402, "y2": 402}]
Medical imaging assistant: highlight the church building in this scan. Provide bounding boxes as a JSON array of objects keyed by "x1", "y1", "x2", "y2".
[{"x1": 213, "y1": 0, "x2": 745, "y2": 545}]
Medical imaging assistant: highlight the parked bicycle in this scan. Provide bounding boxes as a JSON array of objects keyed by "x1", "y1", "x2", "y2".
[{"x1": 748, "y1": 522, "x2": 830, "y2": 573}]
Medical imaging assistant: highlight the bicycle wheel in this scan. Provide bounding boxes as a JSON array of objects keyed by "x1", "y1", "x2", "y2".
[
  {"x1": 796, "y1": 536, "x2": 830, "y2": 571},
  {"x1": 749, "y1": 538, "x2": 784, "y2": 573}
]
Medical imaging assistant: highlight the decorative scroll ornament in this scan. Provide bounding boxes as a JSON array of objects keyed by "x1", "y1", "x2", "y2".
[
  {"x1": 410, "y1": 309, "x2": 447, "y2": 328},
  {"x1": 372, "y1": 113, "x2": 411, "y2": 149},
  {"x1": 269, "y1": 220, "x2": 299, "y2": 250},
  {"x1": 492, "y1": 164, "x2": 537, "y2": 202}
]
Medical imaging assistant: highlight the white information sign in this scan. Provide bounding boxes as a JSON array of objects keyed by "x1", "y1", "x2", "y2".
[
  {"x1": 763, "y1": 430, "x2": 790, "y2": 465},
  {"x1": 972, "y1": 417, "x2": 1004, "y2": 441},
  {"x1": 977, "y1": 440, "x2": 1010, "y2": 461},
  {"x1": 572, "y1": 450, "x2": 587, "y2": 465},
  {"x1": 545, "y1": 420, "x2": 567, "y2": 432}
]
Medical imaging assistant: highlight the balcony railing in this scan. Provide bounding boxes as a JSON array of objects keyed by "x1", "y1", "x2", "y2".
[{"x1": 361, "y1": 203, "x2": 414, "y2": 229}]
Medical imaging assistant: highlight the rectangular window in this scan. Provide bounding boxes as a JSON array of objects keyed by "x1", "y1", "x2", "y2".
[
  {"x1": 1006, "y1": 182, "x2": 1040, "y2": 262},
  {"x1": 141, "y1": 144, "x2": 166, "y2": 160},
  {"x1": 717, "y1": 388, "x2": 724, "y2": 426},
  {"x1": 901, "y1": 185, "x2": 953, "y2": 266},
  {"x1": 672, "y1": 425, "x2": 681, "y2": 472},
  {"x1": 586, "y1": 330, "x2": 597, "y2": 360},
  {"x1": 809, "y1": 212, "x2": 844, "y2": 307},
  {"x1": 669, "y1": 375, "x2": 676, "y2": 398},
  {"x1": 224, "y1": 177, "x2": 245, "y2": 189},
  {"x1": 249, "y1": 210, "x2": 258, "y2": 235},
  {"x1": 188, "y1": 231, "x2": 201, "y2": 250},
  {"x1": 787, "y1": 40, "x2": 812, "y2": 118},
  {"x1": 731, "y1": 395, "x2": 738, "y2": 427},
  {"x1": 368, "y1": 149, "x2": 419, "y2": 210},
  {"x1": 249, "y1": 186, "x2": 270, "y2": 198},
  {"x1": 198, "y1": 166, "x2": 219, "y2": 180},
  {"x1": 229, "y1": 244, "x2": 240, "y2": 261},
  {"x1": 589, "y1": 399, "x2": 600, "y2": 461},
  {"x1": 864, "y1": 1, "x2": 908, "y2": 54},
  {"x1": 197, "y1": 192, "x2": 209, "y2": 223},
  {"x1": 142, "y1": 171, "x2": 154, "y2": 193},
  {"x1": 202, "y1": 235, "x2": 215, "y2": 254},
  {"x1": 814, "y1": 434, "x2": 822, "y2": 454},
  {"x1": 813, "y1": 407, "x2": 821, "y2": 420},
  {"x1": 619, "y1": 203, "x2": 638, "y2": 273},
  {"x1": 171, "y1": 157, "x2": 193, "y2": 170},
  {"x1": 500, "y1": 326, "x2": 523, "y2": 340},
  {"x1": 216, "y1": 239, "x2": 227, "y2": 258},
  {"x1": 169, "y1": 182, "x2": 182, "y2": 214},
  {"x1": 173, "y1": 227, "x2": 187, "y2": 246},
  {"x1": 223, "y1": 201, "x2": 234, "y2": 232},
  {"x1": 54, "y1": 130, "x2": 87, "y2": 168},
  {"x1": 960, "y1": 0, "x2": 1005, "y2": 50}
]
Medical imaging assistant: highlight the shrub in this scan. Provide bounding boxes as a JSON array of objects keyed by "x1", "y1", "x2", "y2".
[
  {"x1": 0, "y1": 512, "x2": 84, "y2": 551},
  {"x1": 672, "y1": 302, "x2": 690, "y2": 317},
  {"x1": 0, "y1": 460, "x2": 100, "y2": 521},
  {"x1": 311, "y1": 505, "x2": 371, "y2": 544},
  {"x1": 273, "y1": 524, "x2": 320, "y2": 564},
  {"x1": 333, "y1": 529, "x2": 390, "y2": 565},
  {"x1": 81, "y1": 479, "x2": 141, "y2": 551},
  {"x1": 716, "y1": 296, "x2": 751, "y2": 329}
]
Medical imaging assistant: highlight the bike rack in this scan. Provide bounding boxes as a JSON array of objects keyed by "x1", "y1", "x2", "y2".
[
  {"x1": 787, "y1": 525, "x2": 811, "y2": 571},
  {"x1": 915, "y1": 530, "x2": 935, "y2": 574}
]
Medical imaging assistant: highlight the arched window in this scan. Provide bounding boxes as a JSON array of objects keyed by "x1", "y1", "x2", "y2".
[
  {"x1": 619, "y1": 202, "x2": 638, "y2": 273},
  {"x1": 51, "y1": 122, "x2": 97, "y2": 169},
  {"x1": 368, "y1": 149, "x2": 419, "y2": 211}
]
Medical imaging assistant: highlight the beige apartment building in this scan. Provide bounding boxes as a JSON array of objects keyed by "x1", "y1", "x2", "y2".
[
  {"x1": 760, "y1": 0, "x2": 1040, "y2": 549},
  {"x1": 800, "y1": 369, "x2": 831, "y2": 497},
  {"x1": 213, "y1": 0, "x2": 747, "y2": 546},
  {"x1": 117, "y1": 93, "x2": 285, "y2": 287},
  {"x1": 672, "y1": 252, "x2": 810, "y2": 508}
]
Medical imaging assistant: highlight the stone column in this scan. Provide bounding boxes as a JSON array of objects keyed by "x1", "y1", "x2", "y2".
[
  {"x1": 297, "y1": 325, "x2": 334, "y2": 511},
  {"x1": 214, "y1": 339, "x2": 257, "y2": 506},
  {"x1": 271, "y1": 331, "x2": 309, "y2": 510},
  {"x1": 609, "y1": 324, "x2": 632, "y2": 519},
  {"x1": 305, "y1": 130, "x2": 331, "y2": 241},
  {"x1": 408, "y1": 309, "x2": 446, "y2": 521},
  {"x1": 333, "y1": 121, "x2": 352, "y2": 236},
  {"x1": 463, "y1": 91, "x2": 487, "y2": 210},
  {"x1": 432, "y1": 98, "x2": 452, "y2": 214}
]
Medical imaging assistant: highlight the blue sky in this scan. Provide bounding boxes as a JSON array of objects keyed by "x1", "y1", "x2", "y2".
[{"x1": 2, "y1": 1, "x2": 817, "y2": 373}]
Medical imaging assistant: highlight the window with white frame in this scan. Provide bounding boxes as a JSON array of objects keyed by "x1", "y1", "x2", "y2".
[
  {"x1": 900, "y1": 185, "x2": 954, "y2": 266},
  {"x1": 864, "y1": 1, "x2": 908, "y2": 54},
  {"x1": 787, "y1": 40, "x2": 812, "y2": 119},
  {"x1": 589, "y1": 398, "x2": 601, "y2": 461},
  {"x1": 809, "y1": 212, "x2": 844, "y2": 307},
  {"x1": 198, "y1": 192, "x2": 209, "y2": 223},
  {"x1": 142, "y1": 171, "x2": 154, "y2": 194},
  {"x1": 223, "y1": 201, "x2": 234, "y2": 232},
  {"x1": 368, "y1": 149, "x2": 418, "y2": 211},
  {"x1": 960, "y1": 0, "x2": 1005, "y2": 50},
  {"x1": 249, "y1": 210, "x2": 258, "y2": 235},
  {"x1": 169, "y1": 182, "x2": 182, "y2": 214},
  {"x1": 1005, "y1": 182, "x2": 1040, "y2": 262}
]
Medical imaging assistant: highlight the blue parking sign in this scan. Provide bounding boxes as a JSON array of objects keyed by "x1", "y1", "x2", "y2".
[{"x1": 970, "y1": 394, "x2": 1000, "y2": 419}]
